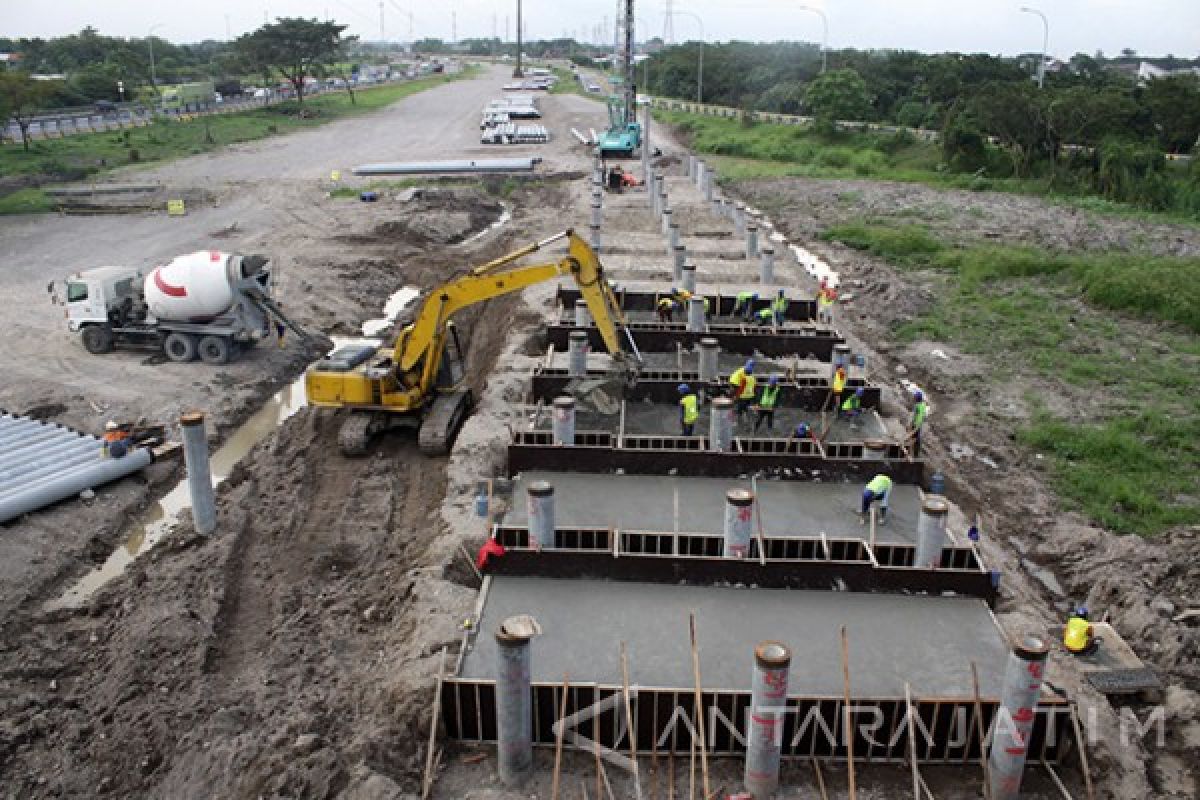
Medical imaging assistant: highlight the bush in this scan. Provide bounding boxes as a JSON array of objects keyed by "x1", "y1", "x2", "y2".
[
  {"x1": 821, "y1": 222, "x2": 945, "y2": 266},
  {"x1": 815, "y1": 146, "x2": 855, "y2": 168},
  {"x1": 851, "y1": 149, "x2": 887, "y2": 176}
]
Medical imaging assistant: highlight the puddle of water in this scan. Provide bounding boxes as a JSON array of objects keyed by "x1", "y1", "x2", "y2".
[{"x1": 47, "y1": 288, "x2": 421, "y2": 611}]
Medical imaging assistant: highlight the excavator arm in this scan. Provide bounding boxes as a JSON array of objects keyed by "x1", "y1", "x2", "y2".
[{"x1": 394, "y1": 229, "x2": 634, "y2": 395}]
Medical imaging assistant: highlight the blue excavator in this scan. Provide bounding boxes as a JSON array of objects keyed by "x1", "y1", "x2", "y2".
[{"x1": 597, "y1": 0, "x2": 642, "y2": 158}]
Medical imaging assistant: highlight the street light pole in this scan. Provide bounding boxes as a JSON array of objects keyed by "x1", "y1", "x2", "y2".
[
  {"x1": 148, "y1": 23, "x2": 164, "y2": 92},
  {"x1": 671, "y1": 10, "x2": 703, "y2": 104},
  {"x1": 1019, "y1": 6, "x2": 1049, "y2": 89},
  {"x1": 797, "y1": 4, "x2": 828, "y2": 74}
]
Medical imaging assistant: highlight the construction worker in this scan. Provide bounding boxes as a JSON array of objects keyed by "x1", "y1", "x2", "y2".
[
  {"x1": 1063, "y1": 607, "x2": 1096, "y2": 655},
  {"x1": 817, "y1": 281, "x2": 837, "y2": 326},
  {"x1": 656, "y1": 295, "x2": 677, "y2": 323},
  {"x1": 754, "y1": 307, "x2": 775, "y2": 327},
  {"x1": 840, "y1": 387, "x2": 865, "y2": 419},
  {"x1": 476, "y1": 536, "x2": 507, "y2": 570},
  {"x1": 102, "y1": 420, "x2": 130, "y2": 458},
  {"x1": 772, "y1": 289, "x2": 789, "y2": 326},
  {"x1": 753, "y1": 374, "x2": 782, "y2": 433},
  {"x1": 678, "y1": 383, "x2": 699, "y2": 436},
  {"x1": 830, "y1": 365, "x2": 847, "y2": 412},
  {"x1": 860, "y1": 473, "x2": 893, "y2": 524},
  {"x1": 732, "y1": 290, "x2": 757, "y2": 320},
  {"x1": 789, "y1": 421, "x2": 814, "y2": 442},
  {"x1": 728, "y1": 359, "x2": 757, "y2": 421},
  {"x1": 907, "y1": 390, "x2": 930, "y2": 457}
]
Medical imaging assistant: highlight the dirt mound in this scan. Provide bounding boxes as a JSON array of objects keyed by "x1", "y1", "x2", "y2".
[{"x1": 337, "y1": 188, "x2": 505, "y2": 248}]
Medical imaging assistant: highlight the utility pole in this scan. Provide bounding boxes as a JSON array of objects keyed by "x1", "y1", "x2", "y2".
[
  {"x1": 1020, "y1": 6, "x2": 1049, "y2": 89},
  {"x1": 225, "y1": 14, "x2": 231, "y2": 40},
  {"x1": 514, "y1": 0, "x2": 523, "y2": 76},
  {"x1": 663, "y1": 0, "x2": 675, "y2": 44},
  {"x1": 452, "y1": 11, "x2": 457, "y2": 44},
  {"x1": 379, "y1": 0, "x2": 385, "y2": 42}
]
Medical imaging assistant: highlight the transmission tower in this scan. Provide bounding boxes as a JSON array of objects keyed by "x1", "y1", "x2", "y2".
[{"x1": 663, "y1": 0, "x2": 675, "y2": 44}]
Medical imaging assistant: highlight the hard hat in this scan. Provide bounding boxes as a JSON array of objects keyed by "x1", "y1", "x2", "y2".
[
  {"x1": 677, "y1": 383, "x2": 690, "y2": 394},
  {"x1": 914, "y1": 390, "x2": 924, "y2": 401},
  {"x1": 745, "y1": 359, "x2": 756, "y2": 372},
  {"x1": 855, "y1": 387, "x2": 864, "y2": 396},
  {"x1": 777, "y1": 288, "x2": 785, "y2": 296},
  {"x1": 751, "y1": 292, "x2": 759, "y2": 300},
  {"x1": 105, "y1": 421, "x2": 118, "y2": 431},
  {"x1": 669, "y1": 287, "x2": 679, "y2": 295},
  {"x1": 769, "y1": 374, "x2": 779, "y2": 385},
  {"x1": 795, "y1": 423, "x2": 810, "y2": 436},
  {"x1": 1075, "y1": 606, "x2": 1089, "y2": 620}
]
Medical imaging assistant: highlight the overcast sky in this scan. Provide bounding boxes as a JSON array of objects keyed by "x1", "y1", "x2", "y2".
[{"x1": 4, "y1": 0, "x2": 1199, "y2": 58}]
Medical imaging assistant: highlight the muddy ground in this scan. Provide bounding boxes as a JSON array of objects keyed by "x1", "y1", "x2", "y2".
[{"x1": 738, "y1": 176, "x2": 1199, "y2": 798}]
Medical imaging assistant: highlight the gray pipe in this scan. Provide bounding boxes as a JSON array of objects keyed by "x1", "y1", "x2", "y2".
[
  {"x1": 698, "y1": 338, "x2": 720, "y2": 383},
  {"x1": 667, "y1": 222, "x2": 680, "y2": 256},
  {"x1": 745, "y1": 641, "x2": 792, "y2": 797},
  {"x1": 681, "y1": 262, "x2": 697, "y2": 294},
  {"x1": 0, "y1": 447, "x2": 152, "y2": 524},
  {"x1": 746, "y1": 224, "x2": 760, "y2": 259},
  {"x1": 735, "y1": 203, "x2": 747, "y2": 234},
  {"x1": 989, "y1": 635, "x2": 1050, "y2": 800},
  {"x1": 0, "y1": 445, "x2": 107, "y2": 495},
  {"x1": 180, "y1": 411, "x2": 216, "y2": 535},
  {"x1": 588, "y1": 222, "x2": 601, "y2": 252},
  {"x1": 574, "y1": 299, "x2": 590, "y2": 328},
  {"x1": 687, "y1": 296, "x2": 706, "y2": 333},
  {"x1": 723, "y1": 488, "x2": 754, "y2": 557},
  {"x1": 0, "y1": 426, "x2": 64, "y2": 450},
  {"x1": 760, "y1": 245, "x2": 776, "y2": 284},
  {"x1": 495, "y1": 620, "x2": 534, "y2": 786},
  {"x1": 551, "y1": 396, "x2": 575, "y2": 446},
  {"x1": 526, "y1": 481, "x2": 556, "y2": 548},
  {"x1": 673, "y1": 245, "x2": 687, "y2": 281},
  {"x1": 352, "y1": 157, "x2": 541, "y2": 175},
  {"x1": 710, "y1": 396, "x2": 734, "y2": 453},
  {"x1": 568, "y1": 330, "x2": 588, "y2": 377},
  {"x1": 0, "y1": 437, "x2": 98, "y2": 478},
  {"x1": 703, "y1": 170, "x2": 714, "y2": 202},
  {"x1": 914, "y1": 497, "x2": 949, "y2": 569}
]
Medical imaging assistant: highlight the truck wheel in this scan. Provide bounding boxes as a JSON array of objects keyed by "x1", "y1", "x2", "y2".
[
  {"x1": 81, "y1": 324, "x2": 115, "y2": 354},
  {"x1": 198, "y1": 335, "x2": 232, "y2": 365},
  {"x1": 163, "y1": 332, "x2": 197, "y2": 362}
]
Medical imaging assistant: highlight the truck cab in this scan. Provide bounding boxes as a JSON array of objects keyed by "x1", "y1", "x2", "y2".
[{"x1": 63, "y1": 267, "x2": 147, "y2": 334}]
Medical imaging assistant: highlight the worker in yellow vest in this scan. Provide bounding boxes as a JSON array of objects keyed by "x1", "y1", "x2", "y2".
[
  {"x1": 728, "y1": 359, "x2": 757, "y2": 422},
  {"x1": 830, "y1": 366, "x2": 847, "y2": 411},
  {"x1": 656, "y1": 295, "x2": 677, "y2": 323},
  {"x1": 860, "y1": 473, "x2": 892, "y2": 524},
  {"x1": 1063, "y1": 607, "x2": 1096, "y2": 655},
  {"x1": 678, "y1": 383, "x2": 699, "y2": 436},
  {"x1": 753, "y1": 374, "x2": 782, "y2": 433},
  {"x1": 907, "y1": 390, "x2": 930, "y2": 457}
]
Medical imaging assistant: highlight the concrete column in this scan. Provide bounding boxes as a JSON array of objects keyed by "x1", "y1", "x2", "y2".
[
  {"x1": 914, "y1": 496, "x2": 949, "y2": 569},
  {"x1": 698, "y1": 337, "x2": 720, "y2": 383},
  {"x1": 588, "y1": 222, "x2": 601, "y2": 252},
  {"x1": 648, "y1": 173, "x2": 658, "y2": 209},
  {"x1": 526, "y1": 480, "x2": 556, "y2": 548},
  {"x1": 658, "y1": 187, "x2": 669, "y2": 220},
  {"x1": 745, "y1": 641, "x2": 792, "y2": 798},
  {"x1": 651, "y1": 175, "x2": 662, "y2": 214},
  {"x1": 179, "y1": 411, "x2": 216, "y2": 535},
  {"x1": 681, "y1": 262, "x2": 697, "y2": 294},
  {"x1": 695, "y1": 160, "x2": 706, "y2": 188},
  {"x1": 574, "y1": 298, "x2": 590, "y2": 328},
  {"x1": 667, "y1": 222, "x2": 680, "y2": 256},
  {"x1": 722, "y1": 198, "x2": 734, "y2": 220},
  {"x1": 710, "y1": 195, "x2": 722, "y2": 216},
  {"x1": 735, "y1": 203, "x2": 746, "y2": 234},
  {"x1": 832, "y1": 344, "x2": 852, "y2": 380},
  {"x1": 759, "y1": 245, "x2": 775, "y2": 284},
  {"x1": 703, "y1": 170, "x2": 714, "y2": 201},
  {"x1": 590, "y1": 200, "x2": 602, "y2": 229},
  {"x1": 687, "y1": 154, "x2": 696, "y2": 177},
  {"x1": 709, "y1": 396, "x2": 734, "y2": 452},
  {"x1": 552, "y1": 396, "x2": 576, "y2": 446},
  {"x1": 687, "y1": 296, "x2": 706, "y2": 332},
  {"x1": 746, "y1": 224, "x2": 760, "y2": 260},
  {"x1": 989, "y1": 636, "x2": 1050, "y2": 800},
  {"x1": 863, "y1": 439, "x2": 888, "y2": 462},
  {"x1": 673, "y1": 245, "x2": 687, "y2": 281},
  {"x1": 568, "y1": 330, "x2": 588, "y2": 377},
  {"x1": 662, "y1": 207, "x2": 673, "y2": 235},
  {"x1": 495, "y1": 620, "x2": 534, "y2": 786},
  {"x1": 723, "y1": 488, "x2": 754, "y2": 557}
]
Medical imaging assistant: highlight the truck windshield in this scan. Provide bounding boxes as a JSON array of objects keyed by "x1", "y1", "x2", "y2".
[{"x1": 66, "y1": 281, "x2": 88, "y2": 302}]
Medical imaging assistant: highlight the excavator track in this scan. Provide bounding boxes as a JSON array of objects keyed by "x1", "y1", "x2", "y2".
[
  {"x1": 337, "y1": 413, "x2": 374, "y2": 457},
  {"x1": 418, "y1": 390, "x2": 474, "y2": 456}
]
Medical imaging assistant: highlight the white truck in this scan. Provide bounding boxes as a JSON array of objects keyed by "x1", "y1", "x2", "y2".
[{"x1": 60, "y1": 250, "x2": 310, "y2": 364}]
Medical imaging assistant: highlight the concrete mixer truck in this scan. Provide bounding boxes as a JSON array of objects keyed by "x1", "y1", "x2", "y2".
[{"x1": 59, "y1": 250, "x2": 311, "y2": 364}]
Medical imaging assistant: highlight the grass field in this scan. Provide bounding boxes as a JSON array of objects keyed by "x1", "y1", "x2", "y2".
[
  {"x1": 0, "y1": 68, "x2": 479, "y2": 205},
  {"x1": 660, "y1": 110, "x2": 1200, "y2": 224},
  {"x1": 823, "y1": 221, "x2": 1200, "y2": 536}
]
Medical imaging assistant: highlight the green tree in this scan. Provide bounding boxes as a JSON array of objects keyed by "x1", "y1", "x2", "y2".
[
  {"x1": 234, "y1": 17, "x2": 347, "y2": 104},
  {"x1": 0, "y1": 71, "x2": 62, "y2": 151},
  {"x1": 962, "y1": 81, "x2": 1049, "y2": 176},
  {"x1": 805, "y1": 68, "x2": 871, "y2": 130},
  {"x1": 758, "y1": 81, "x2": 806, "y2": 115},
  {"x1": 1141, "y1": 75, "x2": 1200, "y2": 153}
]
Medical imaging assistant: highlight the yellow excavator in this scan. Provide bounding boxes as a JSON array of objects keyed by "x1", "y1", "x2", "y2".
[{"x1": 305, "y1": 229, "x2": 638, "y2": 455}]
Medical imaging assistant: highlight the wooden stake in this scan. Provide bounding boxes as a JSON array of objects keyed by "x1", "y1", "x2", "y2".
[
  {"x1": 552, "y1": 674, "x2": 571, "y2": 800},
  {"x1": 620, "y1": 642, "x2": 643, "y2": 800},
  {"x1": 667, "y1": 749, "x2": 675, "y2": 800},
  {"x1": 869, "y1": 506, "x2": 877, "y2": 549},
  {"x1": 811, "y1": 758, "x2": 829, "y2": 800},
  {"x1": 840, "y1": 626, "x2": 858, "y2": 800},
  {"x1": 458, "y1": 542, "x2": 483, "y2": 584},
  {"x1": 1041, "y1": 761, "x2": 1076, "y2": 800},
  {"x1": 905, "y1": 682, "x2": 921, "y2": 800},
  {"x1": 970, "y1": 662, "x2": 993, "y2": 800},
  {"x1": 1069, "y1": 703, "x2": 1096, "y2": 800},
  {"x1": 688, "y1": 613, "x2": 711, "y2": 800},
  {"x1": 420, "y1": 647, "x2": 449, "y2": 800},
  {"x1": 687, "y1": 721, "x2": 696, "y2": 800},
  {"x1": 650, "y1": 700, "x2": 660, "y2": 800},
  {"x1": 594, "y1": 688, "x2": 604, "y2": 800}
]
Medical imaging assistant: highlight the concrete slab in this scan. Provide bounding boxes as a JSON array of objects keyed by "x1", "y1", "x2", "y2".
[
  {"x1": 461, "y1": 576, "x2": 1010, "y2": 698},
  {"x1": 503, "y1": 471, "x2": 922, "y2": 544},
  {"x1": 548, "y1": 350, "x2": 836, "y2": 378},
  {"x1": 533, "y1": 401, "x2": 889, "y2": 442}
]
